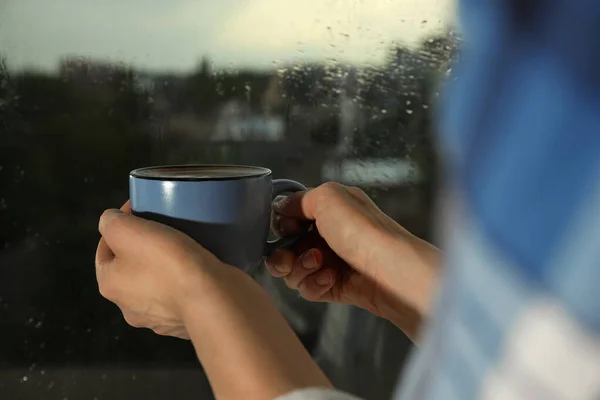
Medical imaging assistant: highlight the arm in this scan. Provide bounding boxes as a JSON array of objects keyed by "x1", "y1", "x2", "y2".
[
  {"x1": 95, "y1": 206, "x2": 331, "y2": 400},
  {"x1": 183, "y1": 266, "x2": 332, "y2": 400},
  {"x1": 265, "y1": 183, "x2": 442, "y2": 343}
]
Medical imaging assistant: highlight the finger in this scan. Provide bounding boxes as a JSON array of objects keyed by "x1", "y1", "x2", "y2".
[
  {"x1": 284, "y1": 249, "x2": 324, "y2": 290},
  {"x1": 272, "y1": 191, "x2": 313, "y2": 220},
  {"x1": 98, "y1": 208, "x2": 155, "y2": 256},
  {"x1": 95, "y1": 237, "x2": 115, "y2": 267},
  {"x1": 272, "y1": 182, "x2": 345, "y2": 222},
  {"x1": 287, "y1": 229, "x2": 328, "y2": 257},
  {"x1": 120, "y1": 200, "x2": 132, "y2": 214},
  {"x1": 270, "y1": 211, "x2": 302, "y2": 237},
  {"x1": 265, "y1": 248, "x2": 295, "y2": 277},
  {"x1": 298, "y1": 268, "x2": 337, "y2": 302}
]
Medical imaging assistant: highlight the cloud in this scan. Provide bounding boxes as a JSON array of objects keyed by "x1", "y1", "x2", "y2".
[
  {"x1": 0, "y1": 0, "x2": 455, "y2": 71},
  {"x1": 216, "y1": 0, "x2": 456, "y2": 65}
]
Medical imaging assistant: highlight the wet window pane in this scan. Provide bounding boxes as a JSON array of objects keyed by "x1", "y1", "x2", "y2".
[{"x1": 0, "y1": 1, "x2": 458, "y2": 399}]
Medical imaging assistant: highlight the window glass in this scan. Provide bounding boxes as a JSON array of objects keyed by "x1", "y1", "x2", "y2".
[{"x1": 0, "y1": 1, "x2": 458, "y2": 398}]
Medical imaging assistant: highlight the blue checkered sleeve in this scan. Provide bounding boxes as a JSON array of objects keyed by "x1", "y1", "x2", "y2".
[{"x1": 396, "y1": 0, "x2": 600, "y2": 399}]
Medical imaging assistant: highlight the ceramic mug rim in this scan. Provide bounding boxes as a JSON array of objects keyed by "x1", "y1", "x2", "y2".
[{"x1": 130, "y1": 164, "x2": 272, "y2": 182}]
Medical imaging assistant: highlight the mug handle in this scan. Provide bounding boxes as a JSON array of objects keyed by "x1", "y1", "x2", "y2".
[{"x1": 264, "y1": 179, "x2": 309, "y2": 256}]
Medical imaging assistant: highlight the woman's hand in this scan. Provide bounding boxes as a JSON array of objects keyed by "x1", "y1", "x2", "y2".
[
  {"x1": 266, "y1": 182, "x2": 442, "y2": 341},
  {"x1": 95, "y1": 201, "x2": 331, "y2": 400},
  {"x1": 95, "y1": 200, "x2": 224, "y2": 339}
]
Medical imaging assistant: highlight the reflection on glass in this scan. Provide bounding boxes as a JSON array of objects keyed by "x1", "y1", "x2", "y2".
[{"x1": 0, "y1": 1, "x2": 458, "y2": 399}]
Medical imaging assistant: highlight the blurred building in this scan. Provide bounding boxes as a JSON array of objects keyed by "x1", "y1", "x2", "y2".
[{"x1": 213, "y1": 99, "x2": 285, "y2": 141}]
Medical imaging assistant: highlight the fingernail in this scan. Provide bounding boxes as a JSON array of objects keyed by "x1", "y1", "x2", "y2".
[
  {"x1": 267, "y1": 251, "x2": 291, "y2": 274},
  {"x1": 274, "y1": 263, "x2": 290, "y2": 274},
  {"x1": 273, "y1": 195, "x2": 286, "y2": 204},
  {"x1": 272, "y1": 195, "x2": 290, "y2": 211},
  {"x1": 316, "y1": 271, "x2": 332, "y2": 286},
  {"x1": 301, "y1": 251, "x2": 318, "y2": 270}
]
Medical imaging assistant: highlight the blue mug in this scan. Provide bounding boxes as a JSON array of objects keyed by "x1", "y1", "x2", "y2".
[{"x1": 129, "y1": 165, "x2": 307, "y2": 272}]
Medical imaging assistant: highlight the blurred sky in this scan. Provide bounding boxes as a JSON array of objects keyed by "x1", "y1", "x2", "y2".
[{"x1": 0, "y1": 0, "x2": 456, "y2": 72}]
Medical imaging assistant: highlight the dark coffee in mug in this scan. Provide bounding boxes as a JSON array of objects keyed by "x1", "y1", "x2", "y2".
[
  {"x1": 129, "y1": 165, "x2": 306, "y2": 272},
  {"x1": 132, "y1": 166, "x2": 264, "y2": 179}
]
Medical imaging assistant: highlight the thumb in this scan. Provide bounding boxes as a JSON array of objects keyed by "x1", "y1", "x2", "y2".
[{"x1": 98, "y1": 208, "x2": 153, "y2": 257}]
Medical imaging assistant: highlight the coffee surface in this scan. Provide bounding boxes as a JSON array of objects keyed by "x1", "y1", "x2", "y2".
[{"x1": 132, "y1": 166, "x2": 269, "y2": 180}]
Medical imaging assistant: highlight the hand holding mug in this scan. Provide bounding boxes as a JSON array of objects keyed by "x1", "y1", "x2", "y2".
[
  {"x1": 97, "y1": 164, "x2": 311, "y2": 338},
  {"x1": 95, "y1": 200, "x2": 216, "y2": 339},
  {"x1": 266, "y1": 182, "x2": 442, "y2": 340},
  {"x1": 95, "y1": 165, "x2": 333, "y2": 399}
]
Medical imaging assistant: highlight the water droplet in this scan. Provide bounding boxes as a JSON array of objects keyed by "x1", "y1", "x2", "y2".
[
  {"x1": 406, "y1": 109, "x2": 413, "y2": 115},
  {"x1": 422, "y1": 104, "x2": 429, "y2": 109},
  {"x1": 35, "y1": 321, "x2": 43, "y2": 328},
  {"x1": 381, "y1": 109, "x2": 387, "y2": 114},
  {"x1": 40, "y1": 370, "x2": 45, "y2": 375},
  {"x1": 47, "y1": 380, "x2": 55, "y2": 390},
  {"x1": 406, "y1": 100, "x2": 412, "y2": 105},
  {"x1": 20, "y1": 376, "x2": 28, "y2": 383}
]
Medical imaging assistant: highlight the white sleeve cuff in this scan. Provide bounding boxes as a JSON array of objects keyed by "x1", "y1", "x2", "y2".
[{"x1": 275, "y1": 388, "x2": 363, "y2": 400}]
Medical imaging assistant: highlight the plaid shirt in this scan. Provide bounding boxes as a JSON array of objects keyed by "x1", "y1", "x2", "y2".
[
  {"x1": 397, "y1": 0, "x2": 600, "y2": 399},
  {"x1": 280, "y1": 1, "x2": 600, "y2": 399}
]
